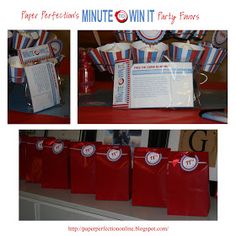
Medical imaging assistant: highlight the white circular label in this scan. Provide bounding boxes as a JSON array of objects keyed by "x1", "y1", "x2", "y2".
[
  {"x1": 52, "y1": 142, "x2": 64, "y2": 155},
  {"x1": 81, "y1": 144, "x2": 96, "y2": 157},
  {"x1": 35, "y1": 140, "x2": 44, "y2": 151},
  {"x1": 107, "y1": 149, "x2": 122, "y2": 162},
  {"x1": 180, "y1": 155, "x2": 199, "y2": 172},
  {"x1": 145, "y1": 152, "x2": 162, "y2": 166}
]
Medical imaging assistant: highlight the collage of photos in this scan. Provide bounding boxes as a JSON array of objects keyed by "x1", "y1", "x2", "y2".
[{"x1": 7, "y1": 30, "x2": 224, "y2": 222}]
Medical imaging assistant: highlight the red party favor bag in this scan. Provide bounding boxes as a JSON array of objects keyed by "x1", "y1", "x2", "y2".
[
  {"x1": 167, "y1": 151, "x2": 210, "y2": 216},
  {"x1": 41, "y1": 138, "x2": 70, "y2": 189},
  {"x1": 96, "y1": 145, "x2": 131, "y2": 201},
  {"x1": 132, "y1": 147, "x2": 171, "y2": 207},
  {"x1": 25, "y1": 137, "x2": 45, "y2": 183},
  {"x1": 19, "y1": 135, "x2": 30, "y2": 180},
  {"x1": 70, "y1": 142, "x2": 102, "y2": 194}
]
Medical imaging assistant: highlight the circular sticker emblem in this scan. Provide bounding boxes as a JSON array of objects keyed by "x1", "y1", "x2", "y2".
[
  {"x1": 115, "y1": 10, "x2": 128, "y2": 23},
  {"x1": 35, "y1": 140, "x2": 44, "y2": 151},
  {"x1": 136, "y1": 30, "x2": 166, "y2": 44},
  {"x1": 145, "y1": 152, "x2": 162, "y2": 166},
  {"x1": 107, "y1": 149, "x2": 122, "y2": 162},
  {"x1": 81, "y1": 144, "x2": 96, "y2": 157},
  {"x1": 212, "y1": 30, "x2": 227, "y2": 47},
  {"x1": 48, "y1": 39, "x2": 63, "y2": 57},
  {"x1": 180, "y1": 155, "x2": 199, "y2": 172},
  {"x1": 52, "y1": 142, "x2": 64, "y2": 155}
]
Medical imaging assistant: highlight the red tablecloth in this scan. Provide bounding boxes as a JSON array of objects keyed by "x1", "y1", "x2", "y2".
[
  {"x1": 8, "y1": 111, "x2": 70, "y2": 124},
  {"x1": 78, "y1": 107, "x2": 223, "y2": 124}
]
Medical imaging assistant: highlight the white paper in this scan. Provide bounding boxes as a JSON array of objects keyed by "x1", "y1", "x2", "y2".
[
  {"x1": 25, "y1": 62, "x2": 60, "y2": 113},
  {"x1": 130, "y1": 62, "x2": 193, "y2": 108}
]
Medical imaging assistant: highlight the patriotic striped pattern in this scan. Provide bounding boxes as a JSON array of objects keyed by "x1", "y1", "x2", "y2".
[
  {"x1": 88, "y1": 47, "x2": 107, "y2": 72},
  {"x1": 170, "y1": 30, "x2": 194, "y2": 39},
  {"x1": 193, "y1": 30, "x2": 206, "y2": 40},
  {"x1": 116, "y1": 31, "x2": 137, "y2": 42},
  {"x1": 100, "y1": 43, "x2": 131, "y2": 74},
  {"x1": 131, "y1": 42, "x2": 168, "y2": 63},
  {"x1": 12, "y1": 31, "x2": 38, "y2": 50},
  {"x1": 8, "y1": 56, "x2": 26, "y2": 84},
  {"x1": 100, "y1": 49, "x2": 131, "y2": 74},
  {"x1": 198, "y1": 42, "x2": 227, "y2": 73},
  {"x1": 35, "y1": 30, "x2": 50, "y2": 46},
  {"x1": 169, "y1": 43, "x2": 204, "y2": 65},
  {"x1": 8, "y1": 66, "x2": 26, "y2": 84}
]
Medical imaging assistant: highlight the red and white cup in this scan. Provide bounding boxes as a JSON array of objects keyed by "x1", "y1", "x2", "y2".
[
  {"x1": 12, "y1": 31, "x2": 39, "y2": 49},
  {"x1": 35, "y1": 30, "x2": 51, "y2": 46},
  {"x1": 99, "y1": 42, "x2": 131, "y2": 74},
  {"x1": 8, "y1": 56, "x2": 26, "y2": 84},
  {"x1": 198, "y1": 42, "x2": 227, "y2": 73},
  {"x1": 116, "y1": 30, "x2": 137, "y2": 42},
  {"x1": 169, "y1": 41, "x2": 205, "y2": 65},
  {"x1": 88, "y1": 47, "x2": 107, "y2": 72},
  {"x1": 131, "y1": 40, "x2": 168, "y2": 63}
]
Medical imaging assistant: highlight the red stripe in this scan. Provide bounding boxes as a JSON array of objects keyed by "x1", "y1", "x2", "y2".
[
  {"x1": 147, "y1": 51, "x2": 152, "y2": 62},
  {"x1": 17, "y1": 34, "x2": 22, "y2": 49},
  {"x1": 199, "y1": 46, "x2": 210, "y2": 67},
  {"x1": 39, "y1": 31, "x2": 46, "y2": 45},
  {"x1": 211, "y1": 49, "x2": 223, "y2": 73},
  {"x1": 116, "y1": 51, "x2": 122, "y2": 60},
  {"x1": 189, "y1": 50, "x2": 198, "y2": 63}
]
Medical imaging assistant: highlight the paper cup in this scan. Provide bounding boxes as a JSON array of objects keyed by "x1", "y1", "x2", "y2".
[
  {"x1": 169, "y1": 41, "x2": 205, "y2": 65},
  {"x1": 170, "y1": 30, "x2": 194, "y2": 39},
  {"x1": 198, "y1": 42, "x2": 227, "y2": 73},
  {"x1": 35, "y1": 30, "x2": 50, "y2": 45},
  {"x1": 131, "y1": 40, "x2": 168, "y2": 63},
  {"x1": 88, "y1": 47, "x2": 107, "y2": 72},
  {"x1": 12, "y1": 31, "x2": 39, "y2": 49},
  {"x1": 8, "y1": 56, "x2": 26, "y2": 84},
  {"x1": 99, "y1": 42, "x2": 131, "y2": 74},
  {"x1": 116, "y1": 30, "x2": 137, "y2": 42},
  {"x1": 193, "y1": 30, "x2": 206, "y2": 40}
]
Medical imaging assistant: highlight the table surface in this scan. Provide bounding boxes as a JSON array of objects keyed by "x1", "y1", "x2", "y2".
[
  {"x1": 78, "y1": 81, "x2": 227, "y2": 124},
  {"x1": 20, "y1": 181, "x2": 217, "y2": 221}
]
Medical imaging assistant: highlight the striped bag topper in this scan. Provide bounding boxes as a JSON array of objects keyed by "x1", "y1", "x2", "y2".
[
  {"x1": 170, "y1": 30, "x2": 194, "y2": 39},
  {"x1": 8, "y1": 56, "x2": 26, "y2": 84},
  {"x1": 12, "y1": 31, "x2": 38, "y2": 50},
  {"x1": 96, "y1": 145, "x2": 131, "y2": 201},
  {"x1": 167, "y1": 151, "x2": 210, "y2": 216},
  {"x1": 116, "y1": 30, "x2": 137, "y2": 42},
  {"x1": 132, "y1": 147, "x2": 171, "y2": 207},
  {"x1": 131, "y1": 41, "x2": 168, "y2": 63},
  {"x1": 198, "y1": 42, "x2": 227, "y2": 73},
  {"x1": 88, "y1": 47, "x2": 107, "y2": 72},
  {"x1": 100, "y1": 42, "x2": 131, "y2": 74},
  {"x1": 69, "y1": 142, "x2": 102, "y2": 194},
  {"x1": 169, "y1": 42, "x2": 205, "y2": 65},
  {"x1": 41, "y1": 138, "x2": 70, "y2": 189}
]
